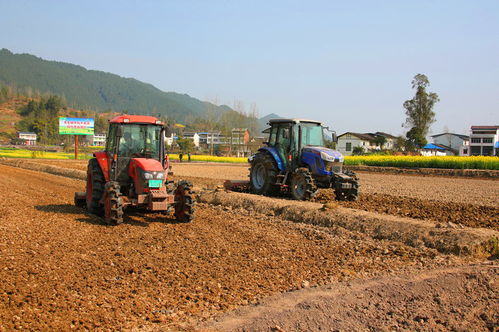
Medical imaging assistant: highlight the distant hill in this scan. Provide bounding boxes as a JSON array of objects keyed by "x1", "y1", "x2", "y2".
[
  {"x1": 257, "y1": 113, "x2": 282, "y2": 134},
  {"x1": 0, "y1": 48, "x2": 232, "y2": 122}
]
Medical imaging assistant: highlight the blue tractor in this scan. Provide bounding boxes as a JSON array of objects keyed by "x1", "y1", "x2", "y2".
[{"x1": 248, "y1": 118, "x2": 359, "y2": 201}]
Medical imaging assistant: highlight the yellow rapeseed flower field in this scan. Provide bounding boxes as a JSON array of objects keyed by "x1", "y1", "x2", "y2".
[
  {"x1": 1, "y1": 148, "x2": 497, "y2": 169},
  {"x1": 344, "y1": 155, "x2": 499, "y2": 170},
  {"x1": 168, "y1": 154, "x2": 247, "y2": 163},
  {"x1": 0, "y1": 148, "x2": 91, "y2": 160}
]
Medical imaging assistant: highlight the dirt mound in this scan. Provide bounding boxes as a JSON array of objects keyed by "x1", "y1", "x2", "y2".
[
  {"x1": 0, "y1": 158, "x2": 86, "y2": 179},
  {"x1": 200, "y1": 191, "x2": 499, "y2": 257},
  {"x1": 314, "y1": 191, "x2": 499, "y2": 230},
  {"x1": 347, "y1": 165, "x2": 499, "y2": 178},
  {"x1": 202, "y1": 262, "x2": 498, "y2": 332}
]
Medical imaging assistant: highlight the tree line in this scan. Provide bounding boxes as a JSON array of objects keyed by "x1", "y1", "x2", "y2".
[{"x1": 1, "y1": 82, "x2": 259, "y2": 147}]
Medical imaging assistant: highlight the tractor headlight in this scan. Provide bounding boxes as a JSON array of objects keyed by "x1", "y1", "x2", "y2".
[
  {"x1": 320, "y1": 151, "x2": 335, "y2": 162},
  {"x1": 156, "y1": 172, "x2": 164, "y2": 179},
  {"x1": 143, "y1": 172, "x2": 154, "y2": 179}
]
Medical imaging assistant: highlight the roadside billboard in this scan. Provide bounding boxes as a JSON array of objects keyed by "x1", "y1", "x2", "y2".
[{"x1": 59, "y1": 117, "x2": 94, "y2": 135}]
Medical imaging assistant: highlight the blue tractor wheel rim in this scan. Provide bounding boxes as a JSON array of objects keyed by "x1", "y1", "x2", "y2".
[
  {"x1": 252, "y1": 164, "x2": 266, "y2": 189},
  {"x1": 293, "y1": 175, "x2": 306, "y2": 198}
]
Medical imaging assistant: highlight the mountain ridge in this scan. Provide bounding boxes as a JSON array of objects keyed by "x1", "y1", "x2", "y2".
[{"x1": 0, "y1": 48, "x2": 232, "y2": 122}]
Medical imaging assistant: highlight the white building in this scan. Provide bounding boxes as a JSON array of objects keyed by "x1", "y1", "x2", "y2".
[
  {"x1": 469, "y1": 125, "x2": 499, "y2": 156},
  {"x1": 165, "y1": 133, "x2": 175, "y2": 146},
  {"x1": 92, "y1": 133, "x2": 106, "y2": 146},
  {"x1": 17, "y1": 132, "x2": 37, "y2": 145},
  {"x1": 429, "y1": 133, "x2": 469, "y2": 156},
  {"x1": 198, "y1": 132, "x2": 226, "y2": 146},
  {"x1": 182, "y1": 132, "x2": 200, "y2": 147},
  {"x1": 337, "y1": 132, "x2": 396, "y2": 156}
]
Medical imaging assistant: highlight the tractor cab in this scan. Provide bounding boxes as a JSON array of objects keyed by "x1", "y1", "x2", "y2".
[
  {"x1": 265, "y1": 119, "x2": 329, "y2": 170},
  {"x1": 104, "y1": 116, "x2": 167, "y2": 191}
]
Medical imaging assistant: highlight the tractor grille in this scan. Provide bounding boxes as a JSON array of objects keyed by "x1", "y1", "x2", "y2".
[{"x1": 324, "y1": 161, "x2": 343, "y2": 174}]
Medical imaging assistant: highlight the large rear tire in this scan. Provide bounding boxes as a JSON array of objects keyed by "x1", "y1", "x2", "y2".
[
  {"x1": 249, "y1": 152, "x2": 279, "y2": 196},
  {"x1": 104, "y1": 181, "x2": 124, "y2": 225},
  {"x1": 290, "y1": 168, "x2": 317, "y2": 201},
  {"x1": 86, "y1": 158, "x2": 105, "y2": 216},
  {"x1": 174, "y1": 180, "x2": 195, "y2": 223}
]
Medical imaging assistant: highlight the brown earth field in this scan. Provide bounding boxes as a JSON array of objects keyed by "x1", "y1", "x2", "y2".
[
  {"x1": 34, "y1": 160, "x2": 499, "y2": 230},
  {"x1": 0, "y1": 161, "x2": 497, "y2": 331}
]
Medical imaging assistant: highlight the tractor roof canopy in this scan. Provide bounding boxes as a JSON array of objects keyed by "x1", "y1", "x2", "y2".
[
  {"x1": 268, "y1": 118, "x2": 322, "y2": 125},
  {"x1": 110, "y1": 115, "x2": 163, "y2": 125}
]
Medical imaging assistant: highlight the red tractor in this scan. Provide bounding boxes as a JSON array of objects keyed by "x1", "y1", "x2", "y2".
[{"x1": 75, "y1": 115, "x2": 194, "y2": 225}]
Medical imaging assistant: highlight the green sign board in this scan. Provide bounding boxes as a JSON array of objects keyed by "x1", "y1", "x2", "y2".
[{"x1": 59, "y1": 117, "x2": 94, "y2": 135}]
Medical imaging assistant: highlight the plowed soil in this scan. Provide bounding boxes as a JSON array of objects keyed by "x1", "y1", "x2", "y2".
[
  {"x1": 203, "y1": 263, "x2": 498, "y2": 332},
  {"x1": 313, "y1": 191, "x2": 499, "y2": 230},
  {"x1": 0, "y1": 164, "x2": 469, "y2": 331},
  {"x1": 1, "y1": 160, "x2": 497, "y2": 331}
]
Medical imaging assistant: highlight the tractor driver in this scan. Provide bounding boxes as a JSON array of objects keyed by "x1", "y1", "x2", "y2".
[
  {"x1": 119, "y1": 132, "x2": 140, "y2": 157},
  {"x1": 276, "y1": 126, "x2": 292, "y2": 167}
]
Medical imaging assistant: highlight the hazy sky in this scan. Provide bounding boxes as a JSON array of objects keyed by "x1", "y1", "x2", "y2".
[{"x1": 1, "y1": 0, "x2": 498, "y2": 135}]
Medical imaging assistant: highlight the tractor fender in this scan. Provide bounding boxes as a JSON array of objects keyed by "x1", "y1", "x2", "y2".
[
  {"x1": 257, "y1": 147, "x2": 285, "y2": 172},
  {"x1": 93, "y1": 151, "x2": 110, "y2": 182}
]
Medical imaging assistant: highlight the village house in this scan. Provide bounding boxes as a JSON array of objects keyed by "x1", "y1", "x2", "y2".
[
  {"x1": 182, "y1": 132, "x2": 200, "y2": 148},
  {"x1": 468, "y1": 125, "x2": 499, "y2": 156},
  {"x1": 91, "y1": 133, "x2": 107, "y2": 146},
  {"x1": 422, "y1": 132, "x2": 469, "y2": 156},
  {"x1": 17, "y1": 132, "x2": 37, "y2": 145},
  {"x1": 230, "y1": 128, "x2": 251, "y2": 157},
  {"x1": 337, "y1": 132, "x2": 396, "y2": 156}
]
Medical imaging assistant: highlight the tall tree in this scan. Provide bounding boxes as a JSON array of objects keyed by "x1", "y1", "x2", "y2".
[{"x1": 403, "y1": 74, "x2": 439, "y2": 148}]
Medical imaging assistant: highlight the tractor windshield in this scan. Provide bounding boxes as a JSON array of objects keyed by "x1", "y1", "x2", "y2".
[
  {"x1": 300, "y1": 123, "x2": 324, "y2": 147},
  {"x1": 118, "y1": 124, "x2": 162, "y2": 158}
]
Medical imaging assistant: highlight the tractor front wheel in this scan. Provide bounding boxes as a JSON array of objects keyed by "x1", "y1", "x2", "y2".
[
  {"x1": 174, "y1": 180, "x2": 195, "y2": 223},
  {"x1": 86, "y1": 158, "x2": 104, "y2": 216},
  {"x1": 104, "y1": 182, "x2": 124, "y2": 225},
  {"x1": 290, "y1": 168, "x2": 317, "y2": 200}
]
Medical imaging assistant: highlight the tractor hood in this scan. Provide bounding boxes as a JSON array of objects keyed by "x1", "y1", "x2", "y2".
[
  {"x1": 303, "y1": 147, "x2": 344, "y2": 162},
  {"x1": 130, "y1": 158, "x2": 164, "y2": 172}
]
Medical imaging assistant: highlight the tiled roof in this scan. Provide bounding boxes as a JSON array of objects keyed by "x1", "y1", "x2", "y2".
[
  {"x1": 471, "y1": 125, "x2": 499, "y2": 129},
  {"x1": 431, "y1": 133, "x2": 469, "y2": 140}
]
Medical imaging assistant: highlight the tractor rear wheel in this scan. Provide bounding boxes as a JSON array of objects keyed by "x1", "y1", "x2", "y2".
[
  {"x1": 174, "y1": 180, "x2": 195, "y2": 223},
  {"x1": 104, "y1": 182, "x2": 124, "y2": 225},
  {"x1": 249, "y1": 152, "x2": 279, "y2": 196},
  {"x1": 290, "y1": 168, "x2": 317, "y2": 200},
  {"x1": 86, "y1": 158, "x2": 105, "y2": 216}
]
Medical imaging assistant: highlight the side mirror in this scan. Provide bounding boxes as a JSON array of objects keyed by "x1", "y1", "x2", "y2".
[{"x1": 116, "y1": 125, "x2": 123, "y2": 137}]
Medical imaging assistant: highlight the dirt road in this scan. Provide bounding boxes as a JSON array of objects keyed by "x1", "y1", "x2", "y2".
[{"x1": 203, "y1": 263, "x2": 498, "y2": 331}]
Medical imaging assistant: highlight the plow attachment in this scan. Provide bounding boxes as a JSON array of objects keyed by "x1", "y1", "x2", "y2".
[{"x1": 223, "y1": 180, "x2": 250, "y2": 192}]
